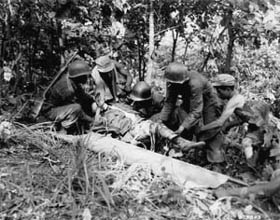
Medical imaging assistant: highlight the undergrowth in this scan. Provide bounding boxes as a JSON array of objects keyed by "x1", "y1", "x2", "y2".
[{"x1": 0, "y1": 122, "x2": 275, "y2": 220}]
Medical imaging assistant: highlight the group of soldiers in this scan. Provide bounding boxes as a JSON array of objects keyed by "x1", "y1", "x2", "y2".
[
  {"x1": 40, "y1": 51, "x2": 280, "y2": 199},
  {"x1": 40, "y1": 50, "x2": 280, "y2": 199}
]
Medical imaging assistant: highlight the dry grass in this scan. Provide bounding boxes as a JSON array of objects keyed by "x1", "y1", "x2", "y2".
[{"x1": 0, "y1": 122, "x2": 273, "y2": 220}]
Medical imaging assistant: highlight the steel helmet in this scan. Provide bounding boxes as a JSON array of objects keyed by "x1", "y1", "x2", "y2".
[
  {"x1": 129, "y1": 81, "x2": 152, "y2": 101},
  {"x1": 68, "y1": 60, "x2": 91, "y2": 78},
  {"x1": 164, "y1": 62, "x2": 189, "y2": 83},
  {"x1": 212, "y1": 74, "x2": 235, "y2": 87}
]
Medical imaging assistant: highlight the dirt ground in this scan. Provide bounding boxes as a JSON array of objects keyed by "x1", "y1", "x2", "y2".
[{"x1": 1, "y1": 121, "x2": 280, "y2": 220}]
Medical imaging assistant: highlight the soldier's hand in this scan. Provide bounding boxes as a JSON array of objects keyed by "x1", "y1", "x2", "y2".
[
  {"x1": 173, "y1": 137, "x2": 205, "y2": 152},
  {"x1": 174, "y1": 125, "x2": 184, "y2": 135}
]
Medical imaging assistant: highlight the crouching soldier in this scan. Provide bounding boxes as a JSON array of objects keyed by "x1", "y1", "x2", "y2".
[
  {"x1": 208, "y1": 74, "x2": 273, "y2": 167},
  {"x1": 91, "y1": 55, "x2": 132, "y2": 106},
  {"x1": 158, "y1": 62, "x2": 222, "y2": 163},
  {"x1": 129, "y1": 81, "x2": 164, "y2": 120},
  {"x1": 208, "y1": 74, "x2": 280, "y2": 199},
  {"x1": 211, "y1": 73, "x2": 248, "y2": 132},
  {"x1": 42, "y1": 60, "x2": 96, "y2": 134}
]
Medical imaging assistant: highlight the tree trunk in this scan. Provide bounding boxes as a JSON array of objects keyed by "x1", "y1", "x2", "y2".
[
  {"x1": 0, "y1": 21, "x2": 5, "y2": 99},
  {"x1": 137, "y1": 37, "x2": 142, "y2": 80},
  {"x1": 171, "y1": 30, "x2": 179, "y2": 62},
  {"x1": 182, "y1": 39, "x2": 190, "y2": 65},
  {"x1": 146, "y1": 0, "x2": 154, "y2": 83},
  {"x1": 224, "y1": 10, "x2": 234, "y2": 73},
  {"x1": 0, "y1": 21, "x2": 4, "y2": 60}
]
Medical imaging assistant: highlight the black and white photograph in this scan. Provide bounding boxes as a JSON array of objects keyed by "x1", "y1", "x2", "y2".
[{"x1": 1, "y1": 0, "x2": 280, "y2": 219}]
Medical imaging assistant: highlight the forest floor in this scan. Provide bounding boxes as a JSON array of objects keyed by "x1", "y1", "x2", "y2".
[{"x1": 0, "y1": 120, "x2": 280, "y2": 220}]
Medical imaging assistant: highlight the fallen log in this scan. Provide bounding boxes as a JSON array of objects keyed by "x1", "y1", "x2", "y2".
[{"x1": 55, "y1": 132, "x2": 230, "y2": 188}]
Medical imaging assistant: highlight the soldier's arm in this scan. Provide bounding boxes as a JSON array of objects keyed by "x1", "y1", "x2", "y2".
[
  {"x1": 181, "y1": 81, "x2": 203, "y2": 130},
  {"x1": 155, "y1": 123, "x2": 205, "y2": 149},
  {"x1": 222, "y1": 112, "x2": 244, "y2": 133},
  {"x1": 91, "y1": 67, "x2": 106, "y2": 107},
  {"x1": 200, "y1": 94, "x2": 246, "y2": 132},
  {"x1": 75, "y1": 84, "x2": 95, "y2": 116},
  {"x1": 234, "y1": 108, "x2": 251, "y2": 122},
  {"x1": 160, "y1": 83, "x2": 177, "y2": 122}
]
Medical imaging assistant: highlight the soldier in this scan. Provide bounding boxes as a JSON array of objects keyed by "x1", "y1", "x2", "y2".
[
  {"x1": 91, "y1": 55, "x2": 132, "y2": 108},
  {"x1": 211, "y1": 74, "x2": 269, "y2": 166},
  {"x1": 43, "y1": 60, "x2": 95, "y2": 133},
  {"x1": 210, "y1": 74, "x2": 280, "y2": 172},
  {"x1": 129, "y1": 81, "x2": 164, "y2": 119},
  {"x1": 212, "y1": 74, "x2": 236, "y2": 107},
  {"x1": 211, "y1": 75, "x2": 280, "y2": 200},
  {"x1": 158, "y1": 62, "x2": 222, "y2": 163},
  {"x1": 91, "y1": 101, "x2": 206, "y2": 152},
  {"x1": 211, "y1": 73, "x2": 245, "y2": 131}
]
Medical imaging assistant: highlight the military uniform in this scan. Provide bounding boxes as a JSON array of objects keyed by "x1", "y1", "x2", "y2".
[
  {"x1": 212, "y1": 74, "x2": 275, "y2": 166},
  {"x1": 159, "y1": 62, "x2": 221, "y2": 162},
  {"x1": 91, "y1": 55, "x2": 132, "y2": 104},
  {"x1": 91, "y1": 102, "x2": 205, "y2": 152},
  {"x1": 43, "y1": 61, "x2": 94, "y2": 132},
  {"x1": 160, "y1": 73, "x2": 219, "y2": 133}
]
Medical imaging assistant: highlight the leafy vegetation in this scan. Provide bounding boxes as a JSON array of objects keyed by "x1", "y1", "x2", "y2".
[
  {"x1": 1, "y1": 0, "x2": 280, "y2": 219},
  {"x1": 0, "y1": 123, "x2": 274, "y2": 219}
]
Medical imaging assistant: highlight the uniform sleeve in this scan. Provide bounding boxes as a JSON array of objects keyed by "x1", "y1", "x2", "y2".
[
  {"x1": 91, "y1": 67, "x2": 106, "y2": 105},
  {"x1": 160, "y1": 83, "x2": 177, "y2": 121},
  {"x1": 75, "y1": 84, "x2": 95, "y2": 116},
  {"x1": 114, "y1": 61, "x2": 132, "y2": 87},
  {"x1": 181, "y1": 81, "x2": 203, "y2": 129}
]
